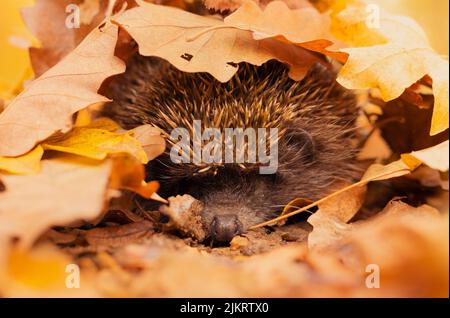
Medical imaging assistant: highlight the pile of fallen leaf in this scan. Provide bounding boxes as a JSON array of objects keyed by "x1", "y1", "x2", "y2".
[{"x1": 0, "y1": 0, "x2": 448, "y2": 297}]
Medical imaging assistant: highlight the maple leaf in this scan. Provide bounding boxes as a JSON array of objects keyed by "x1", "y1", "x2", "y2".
[
  {"x1": 112, "y1": 0, "x2": 336, "y2": 82},
  {"x1": 333, "y1": 3, "x2": 449, "y2": 136},
  {"x1": 0, "y1": 22, "x2": 125, "y2": 157}
]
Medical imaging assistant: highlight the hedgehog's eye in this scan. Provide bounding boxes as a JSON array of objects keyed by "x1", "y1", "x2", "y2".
[{"x1": 285, "y1": 128, "x2": 315, "y2": 163}]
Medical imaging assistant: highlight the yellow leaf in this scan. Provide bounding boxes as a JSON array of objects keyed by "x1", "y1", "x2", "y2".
[
  {"x1": 0, "y1": 145, "x2": 43, "y2": 175},
  {"x1": 333, "y1": 3, "x2": 449, "y2": 135},
  {"x1": 6, "y1": 247, "x2": 69, "y2": 289},
  {"x1": 0, "y1": 0, "x2": 36, "y2": 100},
  {"x1": 83, "y1": 117, "x2": 122, "y2": 132},
  {"x1": 0, "y1": 22, "x2": 126, "y2": 157},
  {"x1": 42, "y1": 127, "x2": 149, "y2": 164}
]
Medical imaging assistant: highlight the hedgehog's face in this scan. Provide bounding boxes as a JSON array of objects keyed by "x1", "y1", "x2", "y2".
[{"x1": 148, "y1": 122, "x2": 358, "y2": 243}]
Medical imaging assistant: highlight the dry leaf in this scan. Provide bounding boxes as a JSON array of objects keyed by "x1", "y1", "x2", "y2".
[
  {"x1": 357, "y1": 128, "x2": 392, "y2": 161},
  {"x1": 373, "y1": 89, "x2": 448, "y2": 154},
  {"x1": 408, "y1": 140, "x2": 449, "y2": 172},
  {"x1": 132, "y1": 124, "x2": 166, "y2": 161},
  {"x1": 43, "y1": 126, "x2": 149, "y2": 163},
  {"x1": 112, "y1": 0, "x2": 329, "y2": 82},
  {"x1": 334, "y1": 4, "x2": 449, "y2": 135},
  {"x1": 22, "y1": 0, "x2": 134, "y2": 76},
  {"x1": 109, "y1": 154, "x2": 160, "y2": 199},
  {"x1": 0, "y1": 22, "x2": 125, "y2": 157},
  {"x1": 251, "y1": 157, "x2": 419, "y2": 228},
  {"x1": 0, "y1": 244, "x2": 98, "y2": 297},
  {"x1": 84, "y1": 220, "x2": 155, "y2": 247},
  {"x1": 308, "y1": 185, "x2": 365, "y2": 249},
  {"x1": 0, "y1": 157, "x2": 112, "y2": 247},
  {"x1": 339, "y1": 202, "x2": 448, "y2": 297}
]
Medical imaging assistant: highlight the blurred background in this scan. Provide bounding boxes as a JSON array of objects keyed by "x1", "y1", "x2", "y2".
[{"x1": 374, "y1": 0, "x2": 449, "y2": 55}]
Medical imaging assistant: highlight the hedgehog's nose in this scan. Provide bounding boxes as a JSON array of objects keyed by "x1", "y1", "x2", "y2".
[{"x1": 210, "y1": 214, "x2": 243, "y2": 243}]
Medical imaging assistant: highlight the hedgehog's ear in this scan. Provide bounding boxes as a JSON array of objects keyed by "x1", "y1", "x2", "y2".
[{"x1": 284, "y1": 126, "x2": 316, "y2": 163}]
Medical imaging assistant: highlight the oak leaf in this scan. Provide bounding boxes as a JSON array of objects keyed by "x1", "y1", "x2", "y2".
[
  {"x1": 333, "y1": 4, "x2": 449, "y2": 135},
  {"x1": 0, "y1": 22, "x2": 126, "y2": 157},
  {"x1": 112, "y1": 0, "x2": 333, "y2": 82},
  {"x1": 21, "y1": 0, "x2": 135, "y2": 76}
]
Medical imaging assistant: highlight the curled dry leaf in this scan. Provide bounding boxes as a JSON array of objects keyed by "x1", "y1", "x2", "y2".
[
  {"x1": 109, "y1": 154, "x2": 161, "y2": 199},
  {"x1": 112, "y1": 0, "x2": 333, "y2": 82},
  {"x1": 333, "y1": 4, "x2": 449, "y2": 135},
  {"x1": 0, "y1": 22, "x2": 126, "y2": 157},
  {"x1": 159, "y1": 195, "x2": 207, "y2": 241}
]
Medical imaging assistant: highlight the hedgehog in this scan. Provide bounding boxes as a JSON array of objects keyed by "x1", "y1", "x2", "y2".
[{"x1": 103, "y1": 54, "x2": 360, "y2": 243}]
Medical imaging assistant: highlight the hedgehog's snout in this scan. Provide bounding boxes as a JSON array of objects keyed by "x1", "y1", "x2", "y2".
[{"x1": 209, "y1": 214, "x2": 243, "y2": 243}]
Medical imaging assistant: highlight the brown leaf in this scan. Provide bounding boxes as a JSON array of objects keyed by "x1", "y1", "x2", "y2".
[
  {"x1": 0, "y1": 22, "x2": 125, "y2": 157},
  {"x1": 132, "y1": 124, "x2": 166, "y2": 161},
  {"x1": 225, "y1": 0, "x2": 346, "y2": 61},
  {"x1": 85, "y1": 220, "x2": 155, "y2": 247},
  {"x1": 0, "y1": 157, "x2": 112, "y2": 247},
  {"x1": 307, "y1": 185, "x2": 365, "y2": 249},
  {"x1": 339, "y1": 202, "x2": 448, "y2": 297},
  {"x1": 22, "y1": 0, "x2": 135, "y2": 76},
  {"x1": 112, "y1": 1, "x2": 330, "y2": 82}
]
